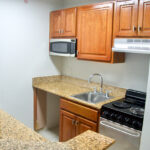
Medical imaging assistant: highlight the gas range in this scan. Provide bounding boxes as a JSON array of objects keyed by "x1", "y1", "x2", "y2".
[{"x1": 101, "y1": 89, "x2": 146, "y2": 131}]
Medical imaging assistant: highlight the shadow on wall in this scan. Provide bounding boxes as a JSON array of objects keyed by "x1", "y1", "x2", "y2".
[
  {"x1": 49, "y1": 56, "x2": 63, "y2": 75},
  {"x1": 63, "y1": 0, "x2": 111, "y2": 8},
  {"x1": 61, "y1": 53, "x2": 149, "y2": 92}
]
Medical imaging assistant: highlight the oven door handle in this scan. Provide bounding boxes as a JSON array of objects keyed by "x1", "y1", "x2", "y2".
[{"x1": 100, "y1": 120, "x2": 141, "y2": 138}]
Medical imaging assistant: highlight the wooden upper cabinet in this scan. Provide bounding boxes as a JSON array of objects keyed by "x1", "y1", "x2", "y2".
[
  {"x1": 50, "y1": 8, "x2": 76, "y2": 38},
  {"x1": 115, "y1": 0, "x2": 138, "y2": 37},
  {"x1": 114, "y1": 0, "x2": 150, "y2": 37},
  {"x1": 77, "y1": 3, "x2": 114, "y2": 62},
  {"x1": 138, "y1": 0, "x2": 150, "y2": 36},
  {"x1": 50, "y1": 11, "x2": 62, "y2": 38},
  {"x1": 62, "y1": 8, "x2": 77, "y2": 37}
]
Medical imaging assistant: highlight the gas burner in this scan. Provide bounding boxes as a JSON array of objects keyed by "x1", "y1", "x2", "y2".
[
  {"x1": 130, "y1": 107, "x2": 144, "y2": 116},
  {"x1": 112, "y1": 102, "x2": 131, "y2": 109},
  {"x1": 101, "y1": 89, "x2": 146, "y2": 131}
]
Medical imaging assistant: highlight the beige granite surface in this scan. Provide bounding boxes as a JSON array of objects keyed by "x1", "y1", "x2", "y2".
[
  {"x1": 33, "y1": 75, "x2": 126, "y2": 110},
  {"x1": 66, "y1": 130, "x2": 115, "y2": 150},
  {"x1": 0, "y1": 109, "x2": 115, "y2": 150}
]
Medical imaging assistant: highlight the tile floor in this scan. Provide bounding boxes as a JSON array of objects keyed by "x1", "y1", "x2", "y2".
[{"x1": 38, "y1": 126, "x2": 59, "y2": 142}]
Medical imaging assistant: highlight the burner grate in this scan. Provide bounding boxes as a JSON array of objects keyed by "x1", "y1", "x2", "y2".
[
  {"x1": 112, "y1": 102, "x2": 131, "y2": 109},
  {"x1": 130, "y1": 107, "x2": 144, "y2": 116}
]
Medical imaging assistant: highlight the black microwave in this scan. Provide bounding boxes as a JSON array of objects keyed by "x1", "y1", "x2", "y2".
[{"x1": 49, "y1": 39, "x2": 77, "y2": 57}]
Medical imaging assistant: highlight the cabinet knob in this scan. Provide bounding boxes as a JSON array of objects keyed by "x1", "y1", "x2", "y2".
[
  {"x1": 61, "y1": 29, "x2": 64, "y2": 34},
  {"x1": 138, "y1": 26, "x2": 142, "y2": 32},
  {"x1": 75, "y1": 121, "x2": 79, "y2": 126},
  {"x1": 59, "y1": 29, "x2": 61, "y2": 34},
  {"x1": 133, "y1": 26, "x2": 136, "y2": 32},
  {"x1": 72, "y1": 119, "x2": 75, "y2": 125}
]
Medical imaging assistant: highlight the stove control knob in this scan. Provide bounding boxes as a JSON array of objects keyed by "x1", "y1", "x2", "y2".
[
  {"x1": 132, "y1": 120, "x2": 137, "y2": 128},
  {"x1": 110, "y1": 113, "x2": 117, "y2": 120},
  {"x1": 125, "y1": 117, "x2": 130, "y2": 123},
  {"x1": 114, "y1": 114, "x2": 118, "y2": 119},
  {"x1": 132, "y1": 121, "x2": 142, "y2": 130},
  {"x1": 117, "y1": 115, "x2": 123, "y2": 123},
  {"x1": 137, "y1": 122, "x2": 142, "y2": 130},
  {"x1": 102, "y1": 111, "x2": 109, "y2": 118}
]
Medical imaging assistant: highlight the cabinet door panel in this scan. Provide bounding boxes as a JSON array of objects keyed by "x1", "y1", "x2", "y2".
[
  {"x1": 138, "y1": 0, "x2": 150, "y2": 36},
  {"x1": 115, "y1": 0, "x2": 138, "y2": 36},
  {"x1": 62, "y1": 8, "x2": 76, "y2": 37},
  {"x1": 77, "y1": 3, "x2": 114, "y2": 61},
  {"x1": 76, "y1": 116, "x2": 97, "y2": 136},
  {"x1": 59, "y1": 110, "x2": 76, "y2": 142},
  {"x1": 50, "y1": 11, "x2": 62, "y2": 38}
]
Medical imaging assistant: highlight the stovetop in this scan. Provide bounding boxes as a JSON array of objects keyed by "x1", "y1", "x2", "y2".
[
  {"x1": 103, "y1": 99, "x2": 144, "y2": 118},
  {"x1": 101, "y1": 89, "x2": 146, "y2": 131}
]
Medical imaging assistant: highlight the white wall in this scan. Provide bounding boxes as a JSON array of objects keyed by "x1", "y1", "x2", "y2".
[
  {"x1": 62, "y1": 0, "x2": 149, "y2": 92},
  {"x1": 62, "y1": 54, "x2": 149, "y2": 92},
  {"x1": 0, "y1": 0, "x2": 63, "y2": 128},
  {"x1": 63, "y1": 0, "x2": 110, "y2": 7},
  {"x1": 140, "y1": 57, "x2": 150, "y2": 150}
]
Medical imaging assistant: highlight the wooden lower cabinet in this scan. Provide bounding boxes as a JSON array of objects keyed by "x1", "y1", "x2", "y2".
[
  {"x1": 76, "y1": 116, "x2": 97, "y2": 135},
  {"x1": 59, "y1": 110, "x2": 76, "y2": 142},
  {"x1": 59, "y1": 98, "x2": 99, "y2": 142},
  {"x1": 59, "y1": 109, "x2": 97, "y2": 142}
]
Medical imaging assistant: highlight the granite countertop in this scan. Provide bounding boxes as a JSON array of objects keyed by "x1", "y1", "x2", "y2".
[
  {"x1": 0, "y1": 109, "x2": 115, "y2": 150},
  {"x1": 32, "y1": 75, "x2": 126, "y2": 110}
]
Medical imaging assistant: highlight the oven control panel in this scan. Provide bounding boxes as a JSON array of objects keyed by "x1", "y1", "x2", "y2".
[{"x1": 101, "y1": 108, "x2": 143, "y2": 131}]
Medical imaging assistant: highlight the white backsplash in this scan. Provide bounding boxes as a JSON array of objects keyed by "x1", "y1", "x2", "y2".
[{"x1": 61, "y1": 53, "x2": 149, "y2": 92}]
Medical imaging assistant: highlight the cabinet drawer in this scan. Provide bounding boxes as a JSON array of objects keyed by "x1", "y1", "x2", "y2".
[{"x1": 60, "y1": 98, "x2": 98, "y2": 122}]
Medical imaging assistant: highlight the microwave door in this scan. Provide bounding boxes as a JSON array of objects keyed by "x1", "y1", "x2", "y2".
[
  {"x1": 51, "y1": 42, "x2": 68, "y2": 53},
  {"x1": 50, "y1": 39, "x2": 76, "y2": 57}
]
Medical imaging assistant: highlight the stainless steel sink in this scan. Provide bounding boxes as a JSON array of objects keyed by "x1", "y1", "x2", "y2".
[{"x1": 71, "y1": 92, "x2": 114, "y2": 104}]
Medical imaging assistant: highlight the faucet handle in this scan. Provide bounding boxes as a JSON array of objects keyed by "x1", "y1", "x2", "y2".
[
  {"x1": 105, "y1": 90, "x2": 112, "y2": 98},
  {"x1": 91, "y1": 87, "x2": 97, "y2": 94}
]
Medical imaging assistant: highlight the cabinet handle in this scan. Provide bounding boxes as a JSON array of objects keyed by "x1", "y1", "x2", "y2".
[
  {"x1": 61, "y1": 29, "x2": 64, "y2": 34},
  {"x1": 75, "y1": 121, "x2": 79, "y2": 126},
  {"x1": 133, "y1": 26, "x2": 136, "y2": 32},
  {"x1": 59, "y1": 29, "x2": 61, "y2": 34},
  {"x1": 72, "y1": 119, "x2": 75, "y2": 125},
  {"x1": 138, "y1": 26, "x2": 142, "y2": 32}
]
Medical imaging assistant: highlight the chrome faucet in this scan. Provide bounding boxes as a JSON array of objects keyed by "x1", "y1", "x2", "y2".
[{"x1": 88, "y1": 73, "x2": 103, "y2": 93}]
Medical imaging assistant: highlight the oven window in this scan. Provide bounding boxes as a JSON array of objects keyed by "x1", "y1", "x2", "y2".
[{"x1": 51, "y1": 42, "x2": 69, "y2": 53}]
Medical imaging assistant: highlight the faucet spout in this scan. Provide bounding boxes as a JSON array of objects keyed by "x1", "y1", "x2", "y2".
[{"x1": 88, "y1": 73, "x2": 103, "y2": 93}]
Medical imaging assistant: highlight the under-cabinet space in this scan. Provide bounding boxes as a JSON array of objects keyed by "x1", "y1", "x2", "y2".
[{"x1": 34, "y1": 89, "x2": 60, "y2": 142}]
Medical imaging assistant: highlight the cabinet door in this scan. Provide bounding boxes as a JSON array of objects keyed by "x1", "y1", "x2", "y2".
[
  {"x1": 77, "y1": 3, "x2": 114, "y2": 62},
  {"x1": 59, "y1": 110, "x2": 76, "y2": 142},
  {"x1": 138, "y1": 0, "x2": 150, "y2": 36},
  {"x1": 76, "y1": 116, "x2": 97, "y2": 136},
  {"x1": 50, "y1": 11, "x2": 62, "y2": 38},
  {"x1": 114, "y1": 0, "x2": 138, "y2": 37},
  {"x1": 62, "y1": 8, "x2": 77, "y2": 37}
]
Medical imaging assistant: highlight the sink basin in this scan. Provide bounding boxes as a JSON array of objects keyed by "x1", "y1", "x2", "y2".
[{"x1": 71, "y1": 92, "x2": 114, "y2": 104}]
